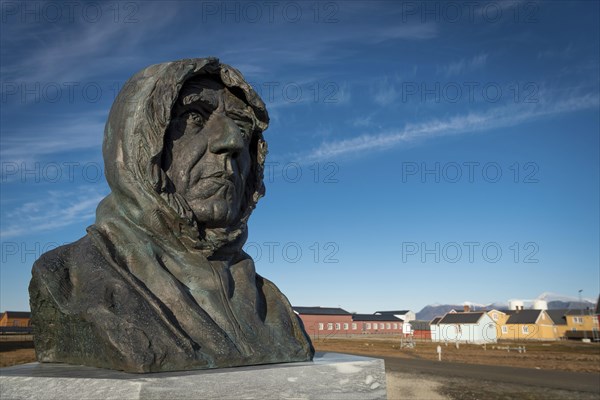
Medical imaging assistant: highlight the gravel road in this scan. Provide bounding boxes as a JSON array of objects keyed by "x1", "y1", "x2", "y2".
[{"x1": 385, "y1": 357, "x2": 600, "y2": 400}]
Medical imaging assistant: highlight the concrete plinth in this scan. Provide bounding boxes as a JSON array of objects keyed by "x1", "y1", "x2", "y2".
[{"x1": 0, "y1": 352, "x2": 386, "y2": 399}]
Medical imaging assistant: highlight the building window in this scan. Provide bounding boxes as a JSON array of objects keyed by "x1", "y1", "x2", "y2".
[
  {"x1": 574, "y1": 317, "x2": 583, "y2": 324},
  {"x1": 502, "y1": 326, "x2": 508, "y2": 334},
  {"x1": 366, "y1": 323, "x2": 371, "y2": 329},
  {"x1": 492, "y1": 313, "x2": 498, "y2": 321},
  {"x1": 386, "y1": 323, "x2": 391, "y2": 329},
  {"x1": 522, "y1": 326, "x2": 529, "y2": 334},
  {"x1": 379, "y1": 323, "x2": 384, "y2": 329},
  {"x1": 12, "y1": 320, "x2": 19, "y2": 327},
  {"x1": 343, "y1": 323, "x2": 348, "y2": 330},
  {"x1": 335, "y1": 323, "x2": 341, "y2": 330},
  {"x1": 318, "y1": 323, "x2": 324, "y2": 331},
  {"x1": 327, "y1": 323, "x2": 333, "y2": 330},
  {"x1": 393, "y1": 323, "x2": 398, "y2": 329},
  {"x1": 352, "y1": 323, "x2": 357, "y2": 330}
]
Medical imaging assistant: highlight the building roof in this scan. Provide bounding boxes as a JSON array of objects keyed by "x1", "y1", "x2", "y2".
[
  {"x1": 545, "y1": 309, "x2": 568, "y2": 325},
  {"x1": 1, "y1": 311, "x2": 31, "y2": 319},
  {"x1": 430, "y1": 317, "x2": 442, "y2": 325},
  {"x1": 565, "y1": 308, "x2": 595, "y2": 316},
  {"x1": 506, "y1": 309, "x2": 543, "y2": 324},
  {"x1": 596, "y1": 295, "x2": 600, "y2": 315},
  {"x1": 409, "y1": 320, "x2": 431, "y2": 331},
  {"x1": 352, "y1": 314, "x2": 402, "y2": 322},
  {"x1": 292, "y1": 307, "x2": 351, "y2": 316},
  {"x1": 438, "y1": 312, "x2": 485, "y2": 324},
  {"x1": 374, "y1": 310, "x2": 411, "y2": 315}
]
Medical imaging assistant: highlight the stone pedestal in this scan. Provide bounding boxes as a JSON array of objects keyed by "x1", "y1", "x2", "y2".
[{"x1": 0, "y1": 352, "x2": 386, "y2": 399}]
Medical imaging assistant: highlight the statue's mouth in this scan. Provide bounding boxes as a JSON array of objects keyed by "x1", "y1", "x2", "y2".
[
  {"x1": 190, "y1": 176, "x2": 238, "y2": 200},
  {"x1": 201, "y1": 171, "x2": 235, "y2": 181}
]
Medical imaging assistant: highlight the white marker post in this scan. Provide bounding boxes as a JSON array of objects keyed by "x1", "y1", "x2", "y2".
[{"x1": 436, "y1": 345, "x2": 442, "y2": 362}]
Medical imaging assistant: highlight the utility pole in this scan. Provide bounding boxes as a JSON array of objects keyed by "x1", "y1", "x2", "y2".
[{"x1": 579, "y1": 290, "x2": 587, "y2": 340}]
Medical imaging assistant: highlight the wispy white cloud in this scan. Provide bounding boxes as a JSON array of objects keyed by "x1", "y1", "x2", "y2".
[
  {"x1": 294, "y1": 92, "x2": 599, "y2": 163},
  {"x1": 259, "y1": 80, "x2": 351, "y2": 111},
  {"x1": 439, "y1": 54, "x2": 488, "y2": 77},
  {"x1": 1, "y1": 111, "x2": 106, "y2": 165},
  {"x1": 230, "y1": 64, "x2": 268, "y2": 79},
  {"x1": 537, "y1": 43, "x2": 574, "y2": 60},
  {"x1": 1, "y1": 3, "x2": 181, "y2": 83},
  {"x1": 371, "y1": 67, "x2": 420, "y2": 107},
  {"x1": 1, "y1": 186, "x2": 106, "y2": 238},
  {"x1": 352, "y1": 115, "x2": 374, "y2": 128},
  {"x1": 373, "y1": 76, "x2": 399, "y2": 106},
  {"x1": 371, "y1": 24, "x2": 437, "y2": 42},
  {"x1": 219, "y1": 21, "x2": 436, "y2": 70},
  {"x1": 334, "y1": 82, "x2": 352, "y2": 104}
]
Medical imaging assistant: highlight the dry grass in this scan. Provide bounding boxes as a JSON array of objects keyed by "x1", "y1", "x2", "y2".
[
  {"x1": 0, "y1": 348, "x2": 35, "y2": 368},
  {"x1": 312, "y1": 336, "x2": 600, "y2": 373},
  {"x1": 0, "y1": 335, "x2": 36, "y2": 368}
]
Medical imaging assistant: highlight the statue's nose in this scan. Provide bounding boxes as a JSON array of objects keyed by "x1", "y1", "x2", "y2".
[{"x1": 208, "y1": 114, "x2": 245, "y2": 157}]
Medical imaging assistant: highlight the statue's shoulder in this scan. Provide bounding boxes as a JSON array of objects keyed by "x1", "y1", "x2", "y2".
[
  {"x1": 30, "y1": 233, "x2": 107, "y2": 304},
  {"x1": 32, "y1": 234, "x2": 97, "y2": 276}
]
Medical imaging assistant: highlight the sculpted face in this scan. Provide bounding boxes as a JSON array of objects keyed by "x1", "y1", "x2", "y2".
[{"x1": 163, "y1": 76, "x2": 255, "y2": 228}]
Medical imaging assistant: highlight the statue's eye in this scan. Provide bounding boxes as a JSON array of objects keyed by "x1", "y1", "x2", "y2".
[
  {"x1": 234, "y1": 119, "x2": 253, "y2": 140},
  {"x1": 187, "y1": 112, "x2": 204, "y2": 127},
  {"x1": 228, "y1": 109, "x2": 255, "y2": 140}
]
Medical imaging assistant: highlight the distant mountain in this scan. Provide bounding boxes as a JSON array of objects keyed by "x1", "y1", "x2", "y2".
[
  {"x1": 416, "y1": 298, "x2": 596, "y2": 321},
  {"x1": 488, "y1": 301, "x2": 509, "y2": 310},
  {"x1": 536, "y1": 292, "x2": 596, "y2": 304},
  {"x1": 547, "y1": 300, "x2": 594, "y2": 310},
  {"x1": 416, "y1": 303, "x2": 506, "y2": 320},
  {"x1": 416, "y1": 305, "x2": 463, "y2": 321}
]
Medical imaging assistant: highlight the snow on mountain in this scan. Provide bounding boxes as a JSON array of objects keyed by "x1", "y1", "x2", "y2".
[
  {"x1": 536, "y1": 291, "x2": 596, "y2": 303},
  {"x1": 415, "y1": 292, "x2": 597, "y2": 320}
]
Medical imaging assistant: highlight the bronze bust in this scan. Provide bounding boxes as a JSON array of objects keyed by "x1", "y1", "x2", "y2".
[{"x1": 29, "y1": 58, "x2": 314, "y2": 373}]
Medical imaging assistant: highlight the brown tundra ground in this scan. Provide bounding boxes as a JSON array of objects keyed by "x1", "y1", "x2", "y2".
[
  {"x1": 311, "y1": 335, "x2": 600, "y2": 373},
  {"x1": 0, "y1": 335, "x2": 34, "y2": 368}
]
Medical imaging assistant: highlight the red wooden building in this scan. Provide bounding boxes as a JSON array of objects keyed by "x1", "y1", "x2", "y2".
[
  {"x1": 351, "y1": 314, "x2": 404, "y2": 334},
  {"x1": 293, "y1": 306, "x2": 404, "y2": 337},
  {"x1": 293, "y1": 307, "x2": 353, "y2": 337},
  {"x1": 407, "y1": 320, "x2": 432, "y2": 340}
]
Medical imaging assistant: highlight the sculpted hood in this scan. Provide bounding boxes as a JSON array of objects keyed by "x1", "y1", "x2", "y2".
[{"x1": 96, "y1": 57, "x2": 268, "y2": 256}]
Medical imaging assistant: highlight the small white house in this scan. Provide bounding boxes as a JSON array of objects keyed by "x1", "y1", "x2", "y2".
[
  {"x1": 430, "y1": 317, "x2": 442, "y2": 341},
  {"x1": 432, "y1": 312, "x2": 497, "y2": 344}
]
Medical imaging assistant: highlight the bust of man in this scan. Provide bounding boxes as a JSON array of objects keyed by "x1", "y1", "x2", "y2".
[{"x1": 29, "y1": 58, "x2": 314, "y2": 373}]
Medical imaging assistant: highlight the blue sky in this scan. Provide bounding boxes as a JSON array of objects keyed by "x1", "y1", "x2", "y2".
[{"x1": 1, "y1": 1, "x2": 599, "y2": 314}]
